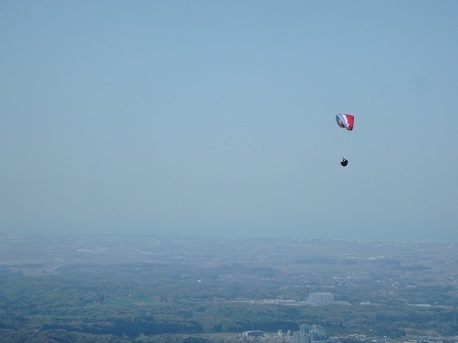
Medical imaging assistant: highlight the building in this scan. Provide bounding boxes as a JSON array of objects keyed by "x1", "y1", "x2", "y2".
[
  {"x1": 293, "y1": 324, "x2": 327, "y2": 343},
  {"x1": 306, "y1": 292, "x2": 334, "y2": 306},
  {"x1": 242, "y1": 330, "x2": 264, "y2": 338}
]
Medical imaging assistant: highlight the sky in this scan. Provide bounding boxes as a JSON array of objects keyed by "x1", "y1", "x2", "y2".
[{"x1": 1, "y1": 1, "x2": 457, "y2": 241}]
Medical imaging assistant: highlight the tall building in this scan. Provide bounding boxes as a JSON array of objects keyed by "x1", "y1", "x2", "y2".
[
  {"x1": 294, "y1": 323, "x2": 327, "y2": 343},
  {"x1": 300, "y1": 324, "x2": 309, "y2": 335},
  {"x1": 299, "y1": 325, "x2": 311, "y2": 343}
]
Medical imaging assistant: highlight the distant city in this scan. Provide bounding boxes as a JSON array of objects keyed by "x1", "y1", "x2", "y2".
[{"x1": 0, "y1": 235, "x2": 457, "y2": 342}]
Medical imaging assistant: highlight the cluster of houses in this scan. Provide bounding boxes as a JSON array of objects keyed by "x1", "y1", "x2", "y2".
[{"x1": 241, "y1": 323, "x2": 338, "y2": 343}]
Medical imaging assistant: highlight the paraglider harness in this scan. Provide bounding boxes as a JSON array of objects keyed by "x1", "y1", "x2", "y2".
[{"x1": 340, "y1": 158, "x2": 348, "y2": 167}]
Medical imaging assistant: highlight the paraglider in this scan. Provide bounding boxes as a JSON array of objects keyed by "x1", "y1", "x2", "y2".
[{"x1": 335, "y1": 113, "x2": 354, "y2": 167}]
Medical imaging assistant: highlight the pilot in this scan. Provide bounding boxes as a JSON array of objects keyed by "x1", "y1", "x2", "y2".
[{"x1": 340, "y1": 158, "x2": 348, "y2": 167}]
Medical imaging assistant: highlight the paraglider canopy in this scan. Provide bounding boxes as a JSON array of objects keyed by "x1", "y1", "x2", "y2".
[
  {"x1": 336, "y1": 113, "x2": 354, "y2": 167},
  {"x1": 336, "y1": 113, "x2": 354, "y2": 131}
]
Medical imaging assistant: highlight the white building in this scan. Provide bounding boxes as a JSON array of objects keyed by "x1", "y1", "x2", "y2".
[{"x1": 306, "y1": 292, "x2": 334, "y2": 306}]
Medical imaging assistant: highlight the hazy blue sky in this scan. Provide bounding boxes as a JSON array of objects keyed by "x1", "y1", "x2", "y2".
[{"x1": 1, "y1": 1, "x2": 457, "y2": 241}]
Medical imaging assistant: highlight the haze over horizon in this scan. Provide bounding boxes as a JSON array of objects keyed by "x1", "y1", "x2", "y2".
[{"x1": 1, "y1": 1, "x2": 457, "y2": 242}]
